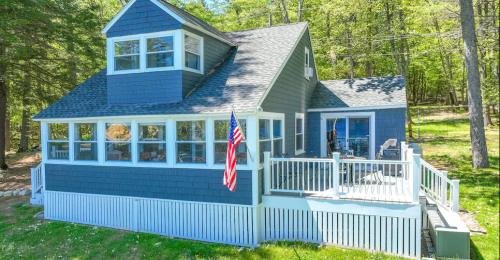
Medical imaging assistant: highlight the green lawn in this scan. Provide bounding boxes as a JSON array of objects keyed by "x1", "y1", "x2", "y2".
[
  {"x1": 0, "y1": 197, "x2": 402, "y2": 259},
  {"x1": 409, "y1": 107, "x2": 499, "y2": 260}
]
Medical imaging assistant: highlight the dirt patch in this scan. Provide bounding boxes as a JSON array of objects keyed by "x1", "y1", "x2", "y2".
[
  {"x1": 458, "y1": 208, "x2": 487, "y2": 235},
  {"x1": 0, "y1": 195, "x2": 31, "y2": 217},
  {"x1": 0, "y1": 152, "x2": 41, "y2": 191}
]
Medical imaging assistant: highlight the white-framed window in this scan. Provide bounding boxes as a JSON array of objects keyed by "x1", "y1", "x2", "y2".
[
  {"x1": 48, "y1": 123, "x2": 69, "y2": 160},
  {"x1": 105, "y1": 122, "x2": 132, "y2": 162},
  {"x1": 295, "y1": 113, "x2": 305, "y2": 154},
  {"x1": 304, "y1": 47, "x2": 311, "y2": 79},
  {"x1": 138, "y1": 123, "x2": 167, "y2": 162},
  {"x1": 176, "y1": 120, "x2": 206, "y2": 164},
  {"x1": 214, "y1": 119, "x2": 247, "y2": 165},
  {"x1": 259, "y1": 118, "x2": 284, "y2": 162},
  {"x1": 184, "y1": 33, "x2": 202, "y2": 72},
  {"x1": 146, "y1": 36, "x2": 174, "y2": 69},
  {"x1": 74, "y1": 123, "x2": 98, "y2": 161},
  {"x1": 114, "y1": 39, "x2": 140, "y2": 71}
]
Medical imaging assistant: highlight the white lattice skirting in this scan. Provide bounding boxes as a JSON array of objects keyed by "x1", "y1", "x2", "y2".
[{"x1": 44, "y1": 191, "x2": 257, "y2": 246}]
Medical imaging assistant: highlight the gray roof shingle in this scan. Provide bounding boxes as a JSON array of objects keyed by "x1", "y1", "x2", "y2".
[
  {"x1": 34, "y1": 22, "x2": 308, "y2": 119},
  {"x1": 309, "y1": 76, "x2": 406, "y2": 109}
]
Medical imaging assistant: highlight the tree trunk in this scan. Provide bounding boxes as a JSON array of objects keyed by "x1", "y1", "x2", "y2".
[
  {"x1": 459, "y1": 0, "x2": 490, "y2": 168},
  {"x1": 343, "y1": 16, "x2": 354, "y2": 79},
  {"x1": 18, "y1": 69, "x2": 31, "y2": 153},
  {"x1": 385, "y1": 3, "x2": 400, "y2": 75},
  {"x1": 434, "y1": 19, "x2": 457, "y2": 105},
  {"x1": 484, "y1": 105, "x2": 493, "y2": 127},
  {"x1": 0, "y1": 44, "x2": 8, "y2": 169},
  {"x1": 297, "y1": 0, "x2": 304, "y2": 22},
  {"x1": 326, "y1": 12, "x2": 331, "y2": 39},
  {"x1": 5, "y1": 79, "x2": 10, "y2": 151}
]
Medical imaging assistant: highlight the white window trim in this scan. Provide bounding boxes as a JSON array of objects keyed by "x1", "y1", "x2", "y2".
[
  {"x1": 212, "y1": 117, "x2": 248, "y2": 166},
  {"x1": 74, "y1": 122, "x2": 98, "y2": 162},
  {"x1": 182, "y1": 30, "x2": 204, "y2": 74},
  {"x1": 107, "y1": 30, "x2": 204, "y2": 75},
  {"x1": 174, "y1": 119, "x2": 207, "y2": 166},
  {"x1": 104, "y1": 122, "x2": 133, "y2": 163},
  {"x1": 47, "y1": 123, "x2": 70, "y2": 161},
  {"x1": 295, "y1": 113, "x2": 305, "y2": 155},
  {"x1": 304, "y1": 47, "x2": 311, "y2": 80},
  {"x1": 137, "y1": 122, "x2": 168, "y2": 163},
  {"x1": 258, "y1": 114, "x2": 285, "y2": 163}
]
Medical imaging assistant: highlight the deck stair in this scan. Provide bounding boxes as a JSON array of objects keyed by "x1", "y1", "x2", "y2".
[
  {"x1": 30, "y1": 163, "x2": 44, "y2": 205},
  {"x1": 421, "y1": 195, "x2": 470, "y2": 259}
]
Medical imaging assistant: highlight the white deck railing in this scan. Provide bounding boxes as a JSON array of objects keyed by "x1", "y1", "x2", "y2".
[
  {"x1": 31, "y1": 162, "x2": 43, "y2": 195},
  {"x1": 264, "y1": 143, "x2": 459, "y2": 208}
]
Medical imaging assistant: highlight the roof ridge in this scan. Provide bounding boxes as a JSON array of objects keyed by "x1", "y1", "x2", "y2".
[{"x1": 225, "y1": 21, "x2": 308, "y2": 33}]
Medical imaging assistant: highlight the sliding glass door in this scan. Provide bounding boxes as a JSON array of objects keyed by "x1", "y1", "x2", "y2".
[{"x1": 326, "y1": 116, "x2": 370, "y2": 158}]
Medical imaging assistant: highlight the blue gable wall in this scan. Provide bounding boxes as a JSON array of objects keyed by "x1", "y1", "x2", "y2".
[
  {"x1": 106, "y1": 0, "x2": 182, "y2": 38},
  {"x1": 308, "y1": 108, "x2": 407, "y2": 157},
  {"x1": 45, "y1": 164, "x2": 252, "y2": 205}
]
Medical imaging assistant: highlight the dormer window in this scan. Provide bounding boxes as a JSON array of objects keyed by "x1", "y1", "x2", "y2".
[
  {"x1": 107, "y1": 30, "x2": 203, "y2": 75},
  {"x1": 115, "y1": 40, "x2": 140, "y2": 71},
  {"x1": 147, "y1": 36, "x2": 174, "y2": 68},
  {"x1": 184, "y1": 35, "x2": 201, "y2": 71}
]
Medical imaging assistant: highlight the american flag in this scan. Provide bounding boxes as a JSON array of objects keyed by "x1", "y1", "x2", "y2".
[{"x1": 224, "y1": 111, "x2": 242, "y2": 192}]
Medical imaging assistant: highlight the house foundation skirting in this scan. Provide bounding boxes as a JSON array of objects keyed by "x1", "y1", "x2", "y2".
[{"x1": 44, "y1": 191, "x2": 258, "y2": 246}]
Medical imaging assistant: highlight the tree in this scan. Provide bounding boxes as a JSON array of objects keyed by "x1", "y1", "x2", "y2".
[{"x1": 459, "y1": 0, "x2": 489, "y2": 168}]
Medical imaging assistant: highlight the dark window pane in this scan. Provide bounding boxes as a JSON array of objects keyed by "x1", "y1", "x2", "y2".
[
  {"x1": 176, "y1": 121, "x2": 205, "y2": 141},
  {"x1": 259, "y1": 140, "x2": 271, "y2": 162},
  {"x1": 176, "y1": 143, "x2": 206, "y2": 163},
  {"x1": 259, "y1": 119, "x2": 270, "y2": 140},
  {"x1": 48, "y1": 123, "x2": 68, "y2": 140},
  {"x1": 147, "y1": 37, "x2": 173, "y2": 52},
  {"x1": 106, "y1": 123, "x2": 131, "y2": 141},
  {"x1": 296, "y1": 134, "x2": 303, "y2": 150},
  {"x1": 139, "y1": 143, "x2": 167, "y2": 162},
  {"x1": 147, "y1": 52, "x2": 173, "y2": 68},
  {"x1": 48, "y1": 142, "x2": 69, "y2": 159},
  {"x1": 273, "y1": 139, "x2": 283, "y2": 157},
  {"x1": 139, "y1": 124, "x2": 165, "y2": 141},
  {"x1": 115, "y1": 40, "x2": 140, "y2": 55},
  {"x1": 296, "y1": 118, "x2": 303, "y2": 134},
  {"x1": 185, "y1": 52, "x2": 200, "y2": 70},
  {"x1": 214, "y1": 142, "x2": 247, "y2": 164},
  {"x1": 115, "y1": 55, "x2": 140, "y2": 71},
  {"x1": 106, "y1": 142, "x2": 131, "y2": 161},
  {"x1": 273, "y1": 120, "x2": 282, "y2": 138},
  {"x1": 75, "y1": 123, "x2": 97, "y2": 141},
  {"x1": 75, "y1": 142, "x2": 97, "y2": 161}
]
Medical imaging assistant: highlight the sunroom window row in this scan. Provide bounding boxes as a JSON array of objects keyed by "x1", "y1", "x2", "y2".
[{"x1": 47, "y1": 120, "x2": 248, "y2": 165}]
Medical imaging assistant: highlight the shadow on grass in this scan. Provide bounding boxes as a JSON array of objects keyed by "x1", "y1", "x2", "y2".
[{"x1": 470, "y1": 238, "x2": 485, "y2": 260}]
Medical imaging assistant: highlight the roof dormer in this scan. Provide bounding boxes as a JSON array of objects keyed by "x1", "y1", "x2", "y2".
[{"x1": 101, "y1": 0, "x2": 235, "y2": 105}]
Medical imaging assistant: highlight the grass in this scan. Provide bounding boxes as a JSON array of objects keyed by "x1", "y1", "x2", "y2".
[
  {"x1": 408, "y1": 108, "x2": 499, "y2": 260},
  {"x1": 0, "y1": 198, "x2": 400, "y2": 259}
]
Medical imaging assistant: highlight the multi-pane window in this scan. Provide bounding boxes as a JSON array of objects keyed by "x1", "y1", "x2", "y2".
[
  {"x1": 296, "y1": 113, "x2": 304, "y2": 153},
  {"x1": 48, "y1": 123, "x2": 69, "y2": 160},
  {"x1": 214, "y1": 119, "x2": 247, "y2": 164},
  {"x1": 105, "y1": 123, "x2": 132, "y2": 161},
  {"x1": 273, "y1": 120, "x2": 283, "y2": 157},
  {"x1": 259, "y1": 119, "x2": 271, "y2": 162},
  {"x1": 146, "y1": 36, "x2": 174, "y2": 68},
  {"x1": 74, "y1": 123, "x2": 98, "y2": 161},
  {"x1": 138, "y1": 123, "x2": 166, "y2": 162},
  {"x1": 176, "y1": 121, "x2": 206, "y2": 163},
  {"x1": 114, "y1": 40, "x2": 140, "y2": 71},
  {"x1": 184, "y1": 35, "x2": 201, "y2": 71}
]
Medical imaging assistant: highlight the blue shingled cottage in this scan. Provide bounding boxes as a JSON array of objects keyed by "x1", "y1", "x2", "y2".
[{"x1": 29, "y1": 0, "x2": 464, "y2": 258}]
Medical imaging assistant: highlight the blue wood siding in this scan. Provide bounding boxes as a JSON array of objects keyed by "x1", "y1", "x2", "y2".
[
  {"x1": 45, "y1": 164, "x2": 252, "y2": 205},
  {"x1": 307, "y1": 108, "x2": 407, "y2": 157},
  {"x1": 107, "y1": 71, "x2": 183, "y2": 104},
  {"x1": 260, "y1": 28, "x2": 318, "y2": 157},
  {"x1": 106, "y1": 0, "x2": 182, "y2": 38}
]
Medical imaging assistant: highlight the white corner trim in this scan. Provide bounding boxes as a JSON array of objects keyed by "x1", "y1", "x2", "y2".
[
  {"x1": 101, "y1": 0, "x2": 186, "y2": 34},
  {"x1": 308, "y1": 104, "x2": 407, "y2": 112},
  {"x1": 256, "y1": 23, "x2": 309, "y2": 107}
]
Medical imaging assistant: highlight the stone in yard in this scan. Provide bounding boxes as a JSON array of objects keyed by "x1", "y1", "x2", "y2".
[
  {"x1": 20, "y1": 190, "x2": 31, "y2": 196},
  {"x1": 3, "y1": 191, "x2": 13, "y2": 196},
  {"x1": 13, "y1": 190, "x2": 20, "y2": 196}
]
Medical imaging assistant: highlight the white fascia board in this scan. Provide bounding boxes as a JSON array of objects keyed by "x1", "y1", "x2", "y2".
[
  {"x1": 306, "y1": 24, "x2": 320, "y2": 82},
  {"x1": 256, "y1": 23, "x2": 309, "y2": 107},
  {"x1": 307, "y1": 104, "x2": 407, "y2": 112},
  {"x1": 32, "y1": 111, "x2": 257, "y2": 122},
  {"x1": 101, "y1": 0, "x2": 186, "y2": 34}
]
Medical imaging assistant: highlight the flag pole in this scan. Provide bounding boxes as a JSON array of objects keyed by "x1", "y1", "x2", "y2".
[{"x1": 231, "y1": 105, "x2": 254, "y2": 163}]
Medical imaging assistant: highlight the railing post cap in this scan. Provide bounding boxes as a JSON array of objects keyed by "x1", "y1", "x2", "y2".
[{"x1": 452, "y1": 179, "x2": 460, "y2": 183}]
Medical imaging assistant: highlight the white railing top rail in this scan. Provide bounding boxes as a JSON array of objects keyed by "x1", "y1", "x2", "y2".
[
  {"x1": 270, "y1": 157, "x2": 333, "y2": 163},
  {"x1": 339, "y1": 159, "x2": 411, "y2": 164},
  {"x1": 420, "y1": 159, "x2": 451, "y2": 182}
]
